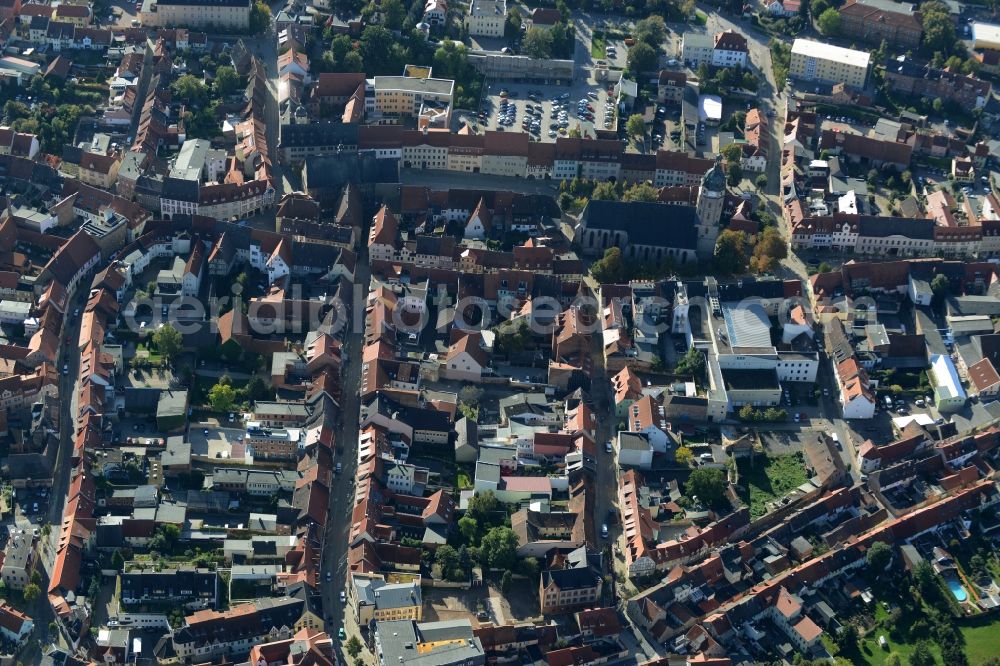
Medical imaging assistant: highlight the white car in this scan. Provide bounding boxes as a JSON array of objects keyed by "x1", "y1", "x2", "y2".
[
  {"x1": 340, "y1": 591, "x2": 347, "y2": 604},
  {"x1": 605, "y1": 441, "x2": 613, "y2": 453}
]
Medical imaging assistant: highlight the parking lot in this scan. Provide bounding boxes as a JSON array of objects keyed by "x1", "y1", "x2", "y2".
[
  {"x1": 476, "y1": 81, "x2": 619, "y2": 141},
  {"x1": 188, "y1": 425, "x2": 248, "y2": 461},
  {"x1": 12, "y1": 486, "x2": 49, "y2": 527}
]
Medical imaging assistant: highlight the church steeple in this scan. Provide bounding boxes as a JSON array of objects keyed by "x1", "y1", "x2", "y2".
[{"x1": 695, "y1": 156, "x2": 728, "y2": 257}]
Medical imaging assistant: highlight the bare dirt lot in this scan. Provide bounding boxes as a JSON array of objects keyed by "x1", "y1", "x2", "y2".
[{"x1": 422, "y1": 580, "x2": 540, "y2": 626}]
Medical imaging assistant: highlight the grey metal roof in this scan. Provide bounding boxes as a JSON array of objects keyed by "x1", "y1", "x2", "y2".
[{"x1": 376, "y1": 620, "x2": 484, "y2": 666}]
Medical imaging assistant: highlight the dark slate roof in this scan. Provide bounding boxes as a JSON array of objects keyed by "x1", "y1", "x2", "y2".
[
  {"x1": 857, "y1": 215, "x2": 934, "y2": 239},
  {"x1": 362, "y1": 392, "x2": 451, "y2": 432},
  {"x1": 304, "y1": 153, "x2": 399, "y2": 191},
  {"x1": 716, "y1": 277, "x2": 787, "y2": 301},
  {"x1": 161, "y1": 176, "x2": 200, "y2": 202},
  {"x1": 120, "y1": 568, "x2": 217, "y2": 601},
  {"x1": 581, "y1": 200, "x2": 698, "y2": 250},
  {"x1": 280, "y1": 122, "x2": 359, "y2": 148},
  {"x1": 541, "y1": 565, "x2": 601, "y2": 591}
]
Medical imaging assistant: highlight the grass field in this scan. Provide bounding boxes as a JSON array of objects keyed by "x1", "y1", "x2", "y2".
[
  {"x1": 737, "y1": 453, "x2": 808, "y2": 518},
  {"x1": 856, "y1": 618, "x2": 1000, "y2": 665},
  {"x1": 854, "y1": 581, "x2": 1000, "y2": 665},
  {"x1": 590, "y1": 31, "x2": 606, "y2": 59}
]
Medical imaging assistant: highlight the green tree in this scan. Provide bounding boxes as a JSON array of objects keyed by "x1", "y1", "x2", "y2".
[
  {"x1": 23, "y1": 583, "x2": 40, "y2": 602},
  {"x1": 360, "y1": 25, "x2": 395, "y2": 72},
  {"x1": 171, "y1": 75, "x2": 208, "y2": 106},
  {"x1": 149, "y1": 524, "x2": 181, "y2": 552},
  {"x1": 345, "y1": 636, "x2": 363, "y2": 659},
  {"x1": 627, "y1": 42, "x2": 658, "y2": 74},
  {"x1": 381, "y1": 0, "x2": 405, "y2": 29},
  {"x1": 112, "y1": 549, "x2": 125, "y2": 570},
  {"x1": 214, "y1": 66, "x2": 239, "y2": 96},
  {"x1": 467, "y1": 491, "x2": 499, "y2": 523},
  {"x1": 714, "y1": 229, "x2": 748, "y2": 275},
  {"x1": 30, "y1": 569, "x2": 41, "y2": 585},
  {"x1": 243, "y1": 375, "x2": 271, "y2": 402},
  {"x1": 908, "y1": 641, "x2": 937, "y2": 666},
  {"x1": 591, "y1": 247, "x2": 626, "y2": 283},
  {"x1": 762, "y1": 407, "x2": 786, "y2": 422},
  {"x1": 517, "y1": 557, "x2": 539, "y2": 578},
  {"x1": 835, "y1": 622, "x2": 859, "y2": 653},
  {"x1": 479, "y1": 527, "x2": 518, "y2": 571},
  {"x1": 342, "y1": 51, "x2": 365, "y2": 73},
  {"x1": 885, "y1": 654, "x2": 903, "y2": 666},
  {"x1": 931, "y1": 273, "x2": 950, "y2": 299},
  {"x1": 152, "y1": 324, "x2": 183, "y2": 365},
  {"x1": 504, "y1": 7, "x2": 522, "y2": 38},
  {"x1": 920, "y1": 2, "x2": 956, "y2": 55},
  {"x1": 249, "y1": 0, "x2": 271, "y2": 34},
  {"x1": 208, "y1": 381, "x2": 236, "y2": 412},
  {"x1": 722, "y1": 142, "x2": 743, "y2": 164},
  {"x1": 674, "y1": 446, "x2": 694, "y2": 466},
  {"x1": 459, "y1": 386, "x2": 484, "y2": 406},
  {"x1": 727, "y1": 162, "x2": 743, "y2": 187},
  {"x1": 549, "y1": 21, "x2": 574, "y2": 59},
  {"x1": 755, "y1": 173, "x2": 768, "y2": 190},
  {"x1": 676, "y1": 348, "x2": 706, "y2": 383},
  {"x1": 330, "y1": 34, "x2": 353, "y2": 63},
  {"x1": 817, "y1": 7, "x2": 842, "y2": 36},
  {"x1": 435, "y1": 544, "x2": 460, "y2": 578},
  {"x1": 634, "y1": 16, "x2": 667, "y2": 47},
  {"x1": 500, "y1": 569, "x2": 513, "y2": 592},
  {"x1": 626, "y1": 114, "x2": 646, "y2": 141},
  {"x1": 739, "y1": 404, "x2": 757, "y2": 421},
  {"x1": 458, "y1": 516, "x2": 479, "y2": 543},
  {"x1": 592, "y1": 181, "x2": 620, "y2": 201},
  {"x1": 750, "y1": 227, "x2": 788, "y2": 274},
  {"x1": 496, "y1": 320, "x2": 532, "y2": 355},
  {"x1": 523, "y1": 27, "x2": 554, "y2": 59},
  {"x1": 684, "y1": 468, "x2": 727, "y2": 509},
  {"x1": 622, "y1": 182, "x2": 659, "y2": 202},
  {"x1": 867, "y1": 541, "x2": 892, "y2": 573}
]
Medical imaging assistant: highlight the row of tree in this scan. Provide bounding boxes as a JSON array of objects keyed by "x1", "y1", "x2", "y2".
[{"x1": 713, "y1": 227, "x2": 789, "y2": 276}]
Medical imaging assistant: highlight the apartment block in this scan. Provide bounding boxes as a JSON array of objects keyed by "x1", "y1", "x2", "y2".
[
  {"x1": 790, "y1": 38, "x2": 870, "y2": 89},
  {"x1": 139, "y1": 0, "x2": 251, "y2": 31}
]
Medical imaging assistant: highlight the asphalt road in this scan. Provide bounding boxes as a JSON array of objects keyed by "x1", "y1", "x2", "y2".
[
  {"x1": 321, "y1": 243, "x2": 370, "y2": 647},
  {"x1": 32, "y1": 285, "x2": 91, "y2": 656}
]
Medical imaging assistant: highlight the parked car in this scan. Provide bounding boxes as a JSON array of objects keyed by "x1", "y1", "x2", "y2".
[{"x1": 601, "y1": 524, "x2": 609, "y2": 538}]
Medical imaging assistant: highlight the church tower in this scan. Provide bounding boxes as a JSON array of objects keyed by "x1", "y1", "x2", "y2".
[{"x1": 696, "y1": 155, "x2": 727, "y2": 257}]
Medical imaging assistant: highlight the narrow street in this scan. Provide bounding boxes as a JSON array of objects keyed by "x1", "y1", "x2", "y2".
[
  {"x1": 321, "y1": 241, "x2": 370, "y2": 650},
  {"x1": 26, "y1": 285, "x2": 92, "y2": 660}
]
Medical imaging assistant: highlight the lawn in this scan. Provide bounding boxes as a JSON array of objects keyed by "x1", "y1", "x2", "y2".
[
  {"x1": 736, "y1": 453, "x2": 809, "y2": 518},
  {"x1": 852, "y1": 570, "x2": 1000, "y2": 665},
  {"x1": 590, "y1": 31, "x2": 607, "y2": 59},
  {"x1": 457, "y1": 468, "x2": 473, "y2": 491},
  {"x1": 856, "y1": 616, "x2": 1000, "y2": 665}
]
